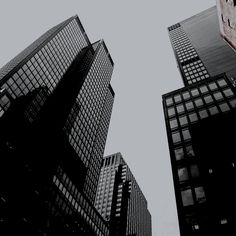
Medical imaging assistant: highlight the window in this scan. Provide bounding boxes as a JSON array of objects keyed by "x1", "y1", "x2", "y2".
[
  {"x1": 168, "y1": 107, "x2": 175, "y2": 116},
  {"x1": 191, "y1": 88, "x2": 199, "y2": 97},
  {"x1": 186, "y1": 145, "x2": 195, "y2": 157},
  {"x1": 166, "y1": 97, "x2": 173, "y2": 106},
  {"x1": 208, "y1": 82, "x2": 217, "y2": 90},
  {"x1": 185, "y1": 101, "x2": 194, "y2": 110},
  {"x1": 214, "y1": 92, "x2": 224, "y2": 102},
  {"x1": 174, "y1": 148, "x2": 184, "y2": 161},
  {"x1": 223, "y1": 88, "x2": 234, "y2": 97},
  {"x1": 203, "y1": 95, "x2": 213, "y2": 104},
  {"x1": 179, "y1": 115, "x2": 188, "y2": 126},
  {"x1": 190, "y1": 165, "x2": 199, "y2": 178},
  {"x1": 178, "y1": 167, "x2": 189, "y2": 182},
  {"x1": 182, "y1": 129, "x2": 191, "y2": 141},
  {"x1": 217, "y1": 79, "x2": 227, "y2": 87},
  {"x1": 172, "y1": 132, "x2": 181, "y2": 144},
  {"x1": 177, "y1": 104, "x2": 185, "y2": 113},
  {"x1": 174, "y1": 94, "x2": 181, "y2": 103},
  {"x1": 209, "y1": 106, "x2": 219, "y2": 115},
  {"x1": 182, "y1": 91, "x2": 190, "y2": 100},
  {"x1": 195, "y1": 187, "x2": 206, "y2": 203},
  {"x1": 181, "y1": 188, "x2": 194, "y2": 206},
  {"x1": 194, "y1": 98, "x2": 203, "y2": 107},
  {"x1": 199, "y1": 109, "x2": 208, "y2": 119},
  {"x1": 189, "y1": 112, "x2": 198, "y2": 123},
  {"x1": 219, "y1": 102, "x2": 230, "y2": 112},
  {"x1": 229, "y1": 98, "x2": 236, "y2": 108},
  {"x1": 199, "y1": 85, "x2": 208, "y2": 94}
]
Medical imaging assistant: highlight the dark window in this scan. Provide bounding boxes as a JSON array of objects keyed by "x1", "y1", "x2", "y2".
[
  {"x1": 181, "y1": 188, "x2": 194, "y2": 206},
  {"x1": 178, "y1": 167, "x2": 189, "y2": 182},
  {"x1": 174, "y1": 148, "x2": 184, "y2": 161}
]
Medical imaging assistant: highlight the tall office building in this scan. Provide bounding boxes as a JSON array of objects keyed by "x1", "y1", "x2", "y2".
[
  {"x1": 0, "y1": 15, "x2": 114, "y2": 236},
  {"x1": 164, "y1": 5, "x2": 236, "y2": 236},
  {"x1": 95, "y1": 153, "x2": 152, "y2": 236},
  {"x1": 168, "y1": 6, "x2": 236, "y2": 86}
]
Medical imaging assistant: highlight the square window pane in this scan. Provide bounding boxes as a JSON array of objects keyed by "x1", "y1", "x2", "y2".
[
  {"x1": 170, "y1": 118, "x2": 178, "y2": 129},
  {"x1": 177, "y1": 104, "x2": 185, "y2": 113},
  {"x1": 172, "y1": 132, "x2": 181, "y2": 144},
  {"x1": 168, "y1": 107, "x2": 175, "y2": 116},
  {"x1": 186, "y1": 145, "x2": 195, "y2": 157},
  {"x1": 223, "y1": 88, "x2": 234, "y2": 97},
  {"x1": 191, "y1": 88, "x2": 199, "y2": 97},
  {"x1": 209, "y1": 106, "x2": 219, "y2": 115},
  {"x1": 179, "y1": 115, "x2": 188, "y2": 126},
  {"x1": 199, "y1": 109, "x2": 208, "y2": 119},
  {"x1": 178, "y1": 167, "x2": 189, "y2": 182},
  {"x1": 182, "y1": 129, "x2": 191, "y2": 141},
  {"x1": 219, "y1": 103, "x2": 230, "y2": 112},
  {"x1": 182, "y1": 91, "x2": 190, "y2": 100},
  {"x1": 190, "y1": 165, "x2": 199, "y2": 178},
  {"x1": 174, "y1": 148, "x2": 184, "y2": 161},
  {"x1": 195, "y1": 187, "x2": 206, "y2": 203},
  {"x1": 213, "y1": 91, "x2": 223, "y2": 101},
  {"x1": 181, "y1": 189, "x2": 194, "y2": 206},
  {"x1": 209, "y1": 82, "x2": 217, "y2": 90},
  {"x1": 189, "y1": 112, "x2": 198, "y2": 123},
  {"x1": 194, "y1": 98, "x2": 203, "y2": 107},
  {"x1": 217, "y1": 79, "x2": 227, "y2": 87},
  {"x1": 203, "y1": 95, "x2": 213, "y2": 104},
  {"x1": 199, "y1": 85, "x2": 208, "y2": 94},
  {"x1": 166, "y1": 97, "x2": 173, "y2": 106},
  {"x1": 186, "y1": 101, "x2": 194, "y2": 110},
  {"x1": 174, "y1": 94, "x2": 182, "y2": 103},
  {"x1": 229, "y1": 98, "x2": 236, "y2": 108}
]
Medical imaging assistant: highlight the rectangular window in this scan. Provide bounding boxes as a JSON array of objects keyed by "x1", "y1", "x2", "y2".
[
  {"x1": 223, "y1": 88, "x2": 234, "y2": 97},
  {"x1": 195, "y1": 187, "x2": 206, "y2": 203},
  {"x1": 190, "y1": 165, "x2": 199, "y2": 178},
  {"x1": 179, "y1": 115, "x2": 188, "y2": 126},
  {"x1": 172, "y1": 132, "x2": 181, "y2": 144},
  {"x1": 168, "y1": 107, "x2": 175, "y2": 117},
  {"x1": 182, "y1": 129, "x2": 191, "y2": 141},
  {"x1": 174, "y1": 148, "x2": 184, "y2": 161},
  {"x1": 182, "y1": 91, "x2": 190, "y2": 100},
  {"x1": 185, "y1": 101, "x2": 194, "y2": 110},
  {"x1": 177, "y1": 104, "x2": 185, "y2": 113},
  {"x1": 189, "y1": 112, "x2": 198, "y2": 123},
  {"x1": 170, "y1": 118, "x2": 178, "y2": 129},
  {"x1": 219, "y1": 102, "x2": 230, "y2": 112},
  {"x1": 178, "y1": 167, "x2": 189, "y2": 182},
  {"x1": 181, "y1": 188, "x2": 194, "y2": 206},
  {"x1": 199, "y1": 109, "x2": 208, "y2": 119}
]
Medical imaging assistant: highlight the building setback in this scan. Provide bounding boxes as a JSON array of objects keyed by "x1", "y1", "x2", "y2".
[
  {"x1": 95, "y1": 153, "x2": 152, "y2": 236},
  {"x1": 0, "y1": 15, "x2": 114, "y2": 236},
  {"x1": 164, "y1": 5, "x2": 236, "y2": 236}
]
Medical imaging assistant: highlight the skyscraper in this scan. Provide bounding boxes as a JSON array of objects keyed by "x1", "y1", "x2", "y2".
[
  {"x1": 164, "y1": 5, "x2": 236, "y2": 236},
  {"x1": 0, "y1": 15, "x2": 114, "y2": 236},
  {"x1": 95, "y1": 153, "x2": 152, "y2": 236},
  {"x1": 168, "y1": 6, "x2": 236, "y2": 86}
]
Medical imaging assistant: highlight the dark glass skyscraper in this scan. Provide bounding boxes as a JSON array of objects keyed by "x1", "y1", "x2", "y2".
[
  {"x1": 0, "y1": 15, "x2": 114, "y2": 236},
  {"x1": 95, "y1": 153, "x2": 152, "y2": 236},
  {"x1": 164, "y1": 5, "x2": 236, "y2": 236}
]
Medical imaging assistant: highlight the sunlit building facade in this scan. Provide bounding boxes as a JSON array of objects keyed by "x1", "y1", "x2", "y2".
[
  {"x1": 95, "y1": 153, "x2": 152, "y2": 236},
  {"x1": 0, "y1": 15, "x2": 114, "y2": 236}
]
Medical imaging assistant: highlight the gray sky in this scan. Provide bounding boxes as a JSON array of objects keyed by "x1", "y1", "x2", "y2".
[{"x1": 0, "y1": 1, "x2": 215, "y2": 235}]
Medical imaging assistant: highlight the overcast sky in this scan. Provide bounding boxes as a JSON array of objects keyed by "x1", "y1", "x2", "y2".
[{"x1": 0, "y1": 1, "x2": 215, "y2": 235}]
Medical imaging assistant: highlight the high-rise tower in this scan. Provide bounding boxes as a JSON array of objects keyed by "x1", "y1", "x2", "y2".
[
  {"x1": 0, "y1": 15, "x2": 114, "y2": 236},
  {"x1": 95, "y1": 153, "x2": 152, "y2": 236},
  {"x1": 164, "y1": 5, "x2": 236, "y2": 236}
]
